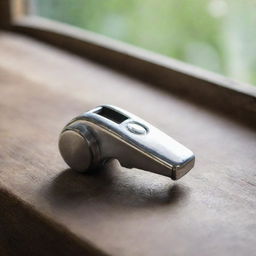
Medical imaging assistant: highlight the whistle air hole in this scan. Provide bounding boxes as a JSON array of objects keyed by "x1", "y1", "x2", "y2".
[{"x1": 96, "y1": 106, "x2": 128, "y2": 124}]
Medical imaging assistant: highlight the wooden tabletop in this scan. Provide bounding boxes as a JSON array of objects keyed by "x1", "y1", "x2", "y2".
[{"x1": 0, "y1": 32, "x2": 255, "y2": 256}]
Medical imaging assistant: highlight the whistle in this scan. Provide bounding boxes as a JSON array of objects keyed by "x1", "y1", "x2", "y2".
[{"x1": 59, "y1": 105, "x2": 195, "y2": 180}]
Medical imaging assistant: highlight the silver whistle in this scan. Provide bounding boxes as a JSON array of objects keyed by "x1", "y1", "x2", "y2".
[{"x1": 59, "y1": 105, "x2": 195, "y2": 180}]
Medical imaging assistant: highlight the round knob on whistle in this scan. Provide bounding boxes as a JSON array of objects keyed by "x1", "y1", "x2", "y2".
[{"x1": 58, "y1": 125, "x2": 99, "y2": 172}]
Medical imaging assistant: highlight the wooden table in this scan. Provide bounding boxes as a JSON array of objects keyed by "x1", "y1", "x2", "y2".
[{"x1": 0, "y1": 32, "x2": 255, "y2": 256}]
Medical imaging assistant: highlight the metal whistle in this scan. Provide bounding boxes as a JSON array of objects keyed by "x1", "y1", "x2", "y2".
[{"x1": 59, "y1": 105, "x2": 195, "y2": 180}]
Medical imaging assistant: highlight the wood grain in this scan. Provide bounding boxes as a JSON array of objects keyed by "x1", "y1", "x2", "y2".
[{"x1": 0, "y1": 32, "x2": 256, "y2": 256}]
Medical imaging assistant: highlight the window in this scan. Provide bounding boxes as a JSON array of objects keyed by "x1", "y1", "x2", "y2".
[{"x1": 28, "y1": 0, "x2": 256, "y2": 86}]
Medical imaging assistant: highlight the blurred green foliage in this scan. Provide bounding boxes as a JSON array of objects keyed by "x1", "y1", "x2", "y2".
[{"x1": 32, "y1": 0, "x2": 256, "y2": 86}]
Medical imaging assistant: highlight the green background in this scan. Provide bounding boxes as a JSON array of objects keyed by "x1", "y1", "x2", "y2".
[{"x1": 32, "y1": 0, "x2": 256, "y2": 86}]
